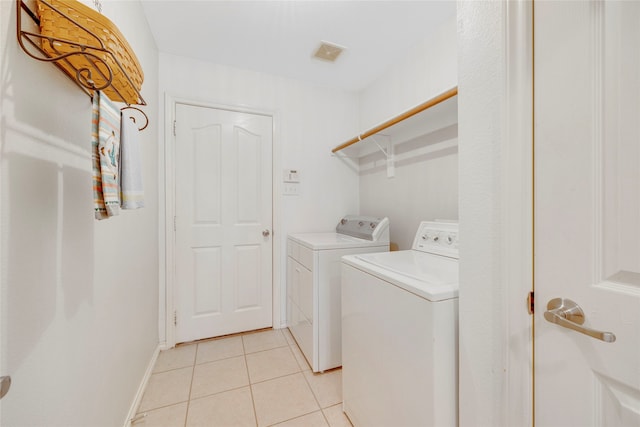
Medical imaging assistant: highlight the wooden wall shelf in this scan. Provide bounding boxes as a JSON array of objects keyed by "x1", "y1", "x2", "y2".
[{"x1": 16, "y1": 0, "x2": 147, "y2": 113}]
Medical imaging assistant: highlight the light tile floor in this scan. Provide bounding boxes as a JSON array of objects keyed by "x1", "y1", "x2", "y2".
[{"x1": 133, "y1": 328, "x2": 352, "y2": 427}]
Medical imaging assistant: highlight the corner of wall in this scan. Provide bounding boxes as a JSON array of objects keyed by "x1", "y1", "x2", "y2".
[{"x1": 122, "y1": 344, "x2": 161, "y2": 427}]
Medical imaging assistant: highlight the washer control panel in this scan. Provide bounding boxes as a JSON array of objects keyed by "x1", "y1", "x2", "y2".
[{"x1": 412, "y1": 221, "x2": 459, "y2": 258}]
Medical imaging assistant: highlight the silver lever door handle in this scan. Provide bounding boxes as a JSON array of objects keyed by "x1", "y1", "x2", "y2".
[{"x1": 544, "y1": 298, "x2": 616, "y2": 343}]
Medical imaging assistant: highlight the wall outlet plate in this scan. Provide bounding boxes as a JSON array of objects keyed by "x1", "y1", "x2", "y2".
[{"x1": 283, "y1": 183, "x2": 300, "y2": 196}]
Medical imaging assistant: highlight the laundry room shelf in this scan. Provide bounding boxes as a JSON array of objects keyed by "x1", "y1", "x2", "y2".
[
  {"x1": 331, "y1": 86, "x2": 457, "y2": 157},
  {"x1": 16, "y1": 0, "x2": 147, "y2": 122}
]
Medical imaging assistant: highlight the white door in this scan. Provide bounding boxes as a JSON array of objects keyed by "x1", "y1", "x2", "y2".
[
  {"x1": 174, "y1": 103, "x2": 273, "y2": 343},
  {"x1": 535, "y1": 1, "x2": 640, "y2": 425}
]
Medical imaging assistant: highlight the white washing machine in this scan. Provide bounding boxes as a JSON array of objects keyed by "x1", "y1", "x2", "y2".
[
  {"x1": 341, "y1": 221, "x2": 459, "y2": 427},
  {"x1": 287, "y1": 215, "x2": 390, "y2": 372}
]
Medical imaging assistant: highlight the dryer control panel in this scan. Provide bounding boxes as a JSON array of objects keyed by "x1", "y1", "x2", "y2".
[
  {"x1": 412, "y1": 221, "x2": 459, "y2": 259},
  {"x1": 336, "y1": 215, "x2": 390, "y2": 241}
]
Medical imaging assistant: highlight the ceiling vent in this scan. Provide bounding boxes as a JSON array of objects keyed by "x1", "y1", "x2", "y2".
[{"x1": 313, "y1": 41, "x2": 346, "y2": 62}]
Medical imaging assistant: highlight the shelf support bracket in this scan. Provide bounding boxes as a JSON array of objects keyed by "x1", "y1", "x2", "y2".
[{"x1": 370, "y1": 135, "x2": 395, "y2": 178}]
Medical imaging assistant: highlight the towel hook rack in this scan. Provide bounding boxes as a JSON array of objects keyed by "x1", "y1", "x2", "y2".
[
  {"x1": 16, "y1": 0, "x2": 149, "y2": 131},
  {"x1": 121, "y1": 106, "x2": 149, "y2": 131}
]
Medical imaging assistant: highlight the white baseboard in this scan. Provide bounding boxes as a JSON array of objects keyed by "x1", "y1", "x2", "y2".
[{"x1": 122, "y1": 344, "x2": 161, "y2": 427}]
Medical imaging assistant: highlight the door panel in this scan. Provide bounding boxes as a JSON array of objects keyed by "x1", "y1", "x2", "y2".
[
  {"x1": 235, "y1": 245, "x2": 262, "y2": 309},
  {"x1": 236, "y1": 128, "x2": 261, "y2": 222},
  {"x1": 175, "y1": 104, "x2": 273, "y2": 343},
  {"x1": 193, "y1": 247, "x2": 221, "y2": 315},
  {"x1": 535, "y1": 1, "x2": 640, "y2": 425},
  {"x1": 193, "y1": 125, "x2": 222, "y2": 223}
]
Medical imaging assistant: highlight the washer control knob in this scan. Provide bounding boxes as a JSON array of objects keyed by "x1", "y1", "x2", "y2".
[
  {"x1": 341, "y1": 218, "x2": 347, "y2": 225},
  {"x1": 446, "y1": 235, "x2": 453, "y2": 244},
  {"x1": 433, "y1": 236, "x2": 439, "y2": 242},
  {"x1": 421, "y1": 235, "x2": 427, "y2": 240},
  {"x1": 358, "y1": 221, "x2": 364, "y2": 227},
  {"x1": 370, "y1": 222, "x2": 377, "y2": 229}
]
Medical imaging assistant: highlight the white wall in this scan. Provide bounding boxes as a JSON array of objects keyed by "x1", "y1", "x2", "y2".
[
  {"x1": 357, "y1": 15, "x2": 458, "y2": 249},
  {"x1": 457, "y1": 1, "x2": 533, "y2": 426},
  {"x1": 358, "y1": 135, "x2": 458, "y2": 250},
  {"x1": 1, "y1": 1, "x2": 159, "y2": 425},
  {"x1": 359, "y1": 15, "x2": 458, "y2": 129},
  {"x1": 457, "y1": 3, "x2": 505, "y2": 422},
  {"x1": 158, "y1": 53, "x2": 360, "y2": 334}
]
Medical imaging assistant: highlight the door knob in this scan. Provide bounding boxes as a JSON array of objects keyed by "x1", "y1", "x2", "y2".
[
  {"x1": 0, "y1": 376, "x2": 11, "y2": 399},
  {"x1": 544, "y1": 298, "x2": 616, "y2": 343},
  {"x1": 262, "y1": 229, "x2": 270, "y2": 237}
]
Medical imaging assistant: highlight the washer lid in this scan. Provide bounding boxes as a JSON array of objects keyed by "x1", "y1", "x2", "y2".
[{"x1": 343, "y1": 250, "x2": 459, "y2": 301}]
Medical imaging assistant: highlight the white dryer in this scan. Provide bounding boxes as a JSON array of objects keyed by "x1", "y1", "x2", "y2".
[
  {"x1": 287, "y1": 215, "x2": 390, "y2": 372},
  {"x1": 341, "y1": 221, "x2": 459, "y2": 427}
]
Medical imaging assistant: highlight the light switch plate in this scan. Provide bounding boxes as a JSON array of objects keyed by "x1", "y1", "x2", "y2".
[{"x1": 283, "y1": 169, "x2": 300, "y2": 183}]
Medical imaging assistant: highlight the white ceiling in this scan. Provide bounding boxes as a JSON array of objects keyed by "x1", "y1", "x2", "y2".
[{"x1": 140, "y1": 1, "x2": 456, "y2": 92}]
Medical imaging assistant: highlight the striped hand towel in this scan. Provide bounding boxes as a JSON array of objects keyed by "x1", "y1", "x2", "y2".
[
  {"x1": 91, "y1": 94, "x2": 106, "y2": 219},
  {"x1": 91, "y1": 91, "x2": 121, "y2": 219},
  {"x1": 119, "y1": 117, "x2": 145, "y2": 209}
]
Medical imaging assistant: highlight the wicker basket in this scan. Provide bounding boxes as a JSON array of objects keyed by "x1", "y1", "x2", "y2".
[{"x1": 37, "y1": 0, "x2": 144, "y2": 104}]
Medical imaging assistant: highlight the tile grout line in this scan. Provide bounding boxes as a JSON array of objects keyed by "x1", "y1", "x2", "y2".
[
  {"x1": 299, "y1": 361, "x2": 330, "y2": 426},
  {"x1": 264, "y1": 410, "x2": 326, "y2": 427},
  {"x1": 245, "y1": 332, "x2": 305, "y2": 387},
  {"x1": 254, "y1": 335, "x2": 327, "y2": 427},
  {"x1": 183, "y1": 343, "x2": 198, "y2": 427},
  {"x1": 242, "y1": 332, "x2": 260, "y2": 427},
  {"x1": 185, "y1": 330, "x2": 295, "y2": 425},
  {"x1": 285, "y1": 330, "x2": 326, "y2": 423},
  {"x1": 243, "y1": 343, "x2": 290, "y2": 357},
  {"x1": 187, "y1": 384, "x2": 253, "y2": 403},
  {"x1": 283, "y1": 332, "x2": 345, "y2": 426},
  {"x1": 255, "y1": 369, "x2": 321, "y2": 427},
  {"x1": 138, "y1": 346, "x2": 197, "y2": 416},
  {"x1": 249, "y1": 329, "x2": 315, "y2": 426},
  {"x1": 170, "y1": 329, "x2": 335, "y2": 426},
  {"x1": 136, "y1": 400, "x2": 191, "y2": 416}
]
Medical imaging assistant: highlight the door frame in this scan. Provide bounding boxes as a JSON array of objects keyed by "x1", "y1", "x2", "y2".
[
  {"x1": 503, "y1": 1, "x2": 534, "y2": 425},
  {"x1": 160, "y1": 94, "x2": 280, "y2": 348}
]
